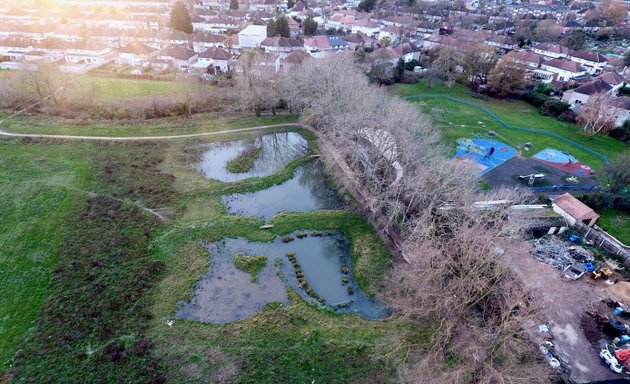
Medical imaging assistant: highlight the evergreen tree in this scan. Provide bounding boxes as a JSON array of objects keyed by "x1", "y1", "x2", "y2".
[
  {"x1": 303, "y1": 16, "x2": 318, "y2": 36},
  {"x1": 566, "y1": 30, "x2": 587, "y2": 50},
  {"x1": 267, "y1": 19, "x2": 277, "y2": 37},
  {"x1": 169, "y1": 2, "x2": 193, "y2": 34},
  {"x1": 230, "y1": 0, "x2": 239, "y2": 9},
  {"x1": 358, "y1": 0, "x2": 376, "y2": 12},
  {"x1": 275, "y1": 15, "x2": 290, "y2": 37}
]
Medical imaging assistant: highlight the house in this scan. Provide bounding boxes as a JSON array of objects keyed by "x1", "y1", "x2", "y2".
[
  {"x1": 392, "y1": 42, "x2": 421, "y2": 63},
  {"x1": 260, "y1": 37, "x2": 303, "y2": 58},
  {"x1": 510, "y1": 50, "x2": 545, "y2": 69},
  {"x1": 344, "y1": 32, "x2": 376, "y2": 51},
  {"x1": 568, "y1": 50, "x2": 607, "y2": 74},
  {"x1": 154, "y1": 30, "x2": 192, "y2": 49},
  {"x1": 562, "y1": 78, "x2": 613, "y2": 106},
  {"x1": 0, "y1": 36, "x2": 31, "y2": 54},
  {"x1": 609, "y1": 97, "x2": 630, "y2": 127},
  {"x1": 303, "y1": 35, "x2": 348, "y2": 58},
  {"x1": 350, "y1": 19, "x2": 380, "y2": 37},
  {"x1": 540, "y1": 58, "x2": 587, "y2": 82},
  {"x1": 193, "y1": 47, "x2": 232, "y2": 73},
  {"x1": 192, "y1": 32, "x2": 228, "y2": 52},
  {"x1": 238, "y1": 25, "x2": 267, "y2": 49},
  {"x1": 552, "y1": 193, "x2": 599, "y2": 227},
  {"x1": 532, "y1": 43, "x2": 570, "y2": 59},
  {"x1": 379, "y1": 25, "x2": 402, "y2": 45},
  {"x1": 367, "y1": 47, "x2": 401, "y2": 65},
  {"x1": 117, "y1": 42, "x2": 156, "y2": 67},
  {"x1": 155, "y1": 45, "x2": 198, "y2": 71},
  {"x1": 64, "y1": 39, "x2": 112, "y2": 65}
]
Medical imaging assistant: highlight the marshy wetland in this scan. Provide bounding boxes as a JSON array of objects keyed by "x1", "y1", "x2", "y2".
[{"x1": 3, "y1": 126, "x2": 402, "y2": 382}]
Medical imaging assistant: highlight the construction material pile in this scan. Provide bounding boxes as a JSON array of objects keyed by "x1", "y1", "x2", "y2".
[{"x1": 532, "y1": 238, "x2": 594, "y2": 270}]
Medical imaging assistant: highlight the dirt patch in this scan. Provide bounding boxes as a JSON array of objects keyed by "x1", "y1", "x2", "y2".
[{"x1": 507, "y1": 250, "x2": 619, "y2": 383}]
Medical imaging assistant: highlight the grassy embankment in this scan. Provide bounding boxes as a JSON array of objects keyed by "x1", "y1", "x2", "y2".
[
  {"x1": 597, "y1": 209, "x2": 630, "y2": 244},
  {"x1": 226, "y1": 146, "x2": 262, "y2": 173},
  {"x1": 1, "y1": 123, "x2": 412, "y2": 382},
  {"x1": 393, "y1": 80, "x2": 627, "y2": 172}
]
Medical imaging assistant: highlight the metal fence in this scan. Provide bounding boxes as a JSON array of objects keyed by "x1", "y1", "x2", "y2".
[
  {"x1": 404, "y1": 94, "x2": 609, "y2": 165},
  {"x1": 529, "y1": 185, "x2": 601, "y2": 193}
]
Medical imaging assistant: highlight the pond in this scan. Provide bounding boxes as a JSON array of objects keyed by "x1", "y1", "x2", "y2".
[
  {"x1": 175, "y1": 233, "x2": 388, "y2": 324},
  {"x1": 221, "y1": 161, "x2": 342, "y2": 220},
  {"x1": 198, "y1": 132, "x2": 309, "y2": 182}
]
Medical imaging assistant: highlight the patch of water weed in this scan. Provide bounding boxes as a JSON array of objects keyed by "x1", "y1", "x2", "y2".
[
  {"x1": 233, "y1": 253, "x2": 267, "y2": 283},
  {"x1": 225, "y1": 146, "x2": 262, "y2": 173},
  {"x1": 199, "y1": 132, "x2": 309, "y2": 182}
]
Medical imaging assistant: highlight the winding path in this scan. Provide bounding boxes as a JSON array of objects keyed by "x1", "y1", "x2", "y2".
[{"x1": 0, "y1": 122, "x2": 308, "y2": 141}]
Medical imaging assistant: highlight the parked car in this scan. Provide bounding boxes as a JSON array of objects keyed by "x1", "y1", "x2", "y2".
[{"x1": 600, "y1": 348, "x2": 623, "y2": 374}]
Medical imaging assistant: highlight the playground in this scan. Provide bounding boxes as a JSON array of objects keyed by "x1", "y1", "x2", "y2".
[
  {"x1": 533, "y1": 148, "x2": 595, "y2": 176},
  {"x1": 483, "y1": 157, "x2": 599, "y2": 192},
  {"x1": 453, "y1": 138, "x2": 517, "y2": 175},
  {"x1": 452, "y1": 138, "x2": 599, "y2": 192}
]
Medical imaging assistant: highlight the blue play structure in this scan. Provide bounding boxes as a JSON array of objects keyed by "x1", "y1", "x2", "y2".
[{"x1": 453, "y1": 138, "x2": 517, "y2": 175}]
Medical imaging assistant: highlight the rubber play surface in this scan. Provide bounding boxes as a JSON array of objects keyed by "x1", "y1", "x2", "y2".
[
  {"x1": 453, "y1": 138, "x2": 517, "y2": 175},
  {"x1": 533, "y1": 148, "x2": 594, "y2": 176}
]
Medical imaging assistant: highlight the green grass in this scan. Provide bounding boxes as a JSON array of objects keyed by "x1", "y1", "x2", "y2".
[
  {"x1": 226, "y1": 146, "x2": 262, "y2": 173},
  {"x1": 597, "y1": 208, "x2": 630, "y2": 244},
  {"x1": 0, "y1": 139, "x2": 94, "y2": 370},
  {"x1": 233, "y1": 253, "x2": 267, "y2": 282},
  {"x1": 71, "y1": 75, "x2": 182, "y2": 101},
  {"x1": 0, "y1": 111, "x2": 300, "y2": 137},
  {"x1": 0, "y1": 126, "x2": 409, "y2": 382},
  {"x1": 393, "y1": 80, "x2": 628, "y2": 172}
]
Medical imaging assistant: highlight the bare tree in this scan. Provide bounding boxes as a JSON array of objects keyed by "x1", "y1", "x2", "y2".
[
  {"x1": 251, "y1": 52, "x2": 548, "y2": 383},
  {"x1": 577, "y1": 92, "x2": 616, "y2": 139},
  {"x1": 235, "y1": 50, "x2": 279, "y2": 116},
  {"x1": 534, "y1": 20, "x2": 563, "y2": 42},
  {"x1": 23, "y1": 63, "x2": 73, "y2": 106},
  {"x1": 459, "y1": 43, "x2": 499, "y2": 86},
  {"x1": 431, "y1": 46, "x2": 462, "y2": 87}
]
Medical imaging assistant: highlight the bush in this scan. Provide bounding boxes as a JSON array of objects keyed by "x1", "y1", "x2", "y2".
[{"x1": 540, "y1": 98, "x2": 571, "y2": 119}]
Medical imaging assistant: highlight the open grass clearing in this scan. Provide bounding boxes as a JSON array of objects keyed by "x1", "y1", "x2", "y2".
[
  {"x1": 71, "y1": 75, "x2": 183, "y2": 101},
  {"x1": 597, "y1": 208, "x2": 630, "y2": 245},
  {"x1": 393, "y1": 80, "x2": 627, "y2": 172}
]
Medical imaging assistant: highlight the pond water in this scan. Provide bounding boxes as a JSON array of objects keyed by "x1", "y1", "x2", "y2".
[
  {"x1": 198, "y1": 132, "x2": 308, "y2": 182},
  {"x1": 222, "y1": 161, "x2": 342, "y2": 220},
  {"x1": 175, "y1": 233, "x2": 388, "y2": 324}
]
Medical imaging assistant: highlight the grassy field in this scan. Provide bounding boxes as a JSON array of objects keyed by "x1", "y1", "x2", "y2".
[
  {"x1": 0, "y1": 140, "x2": 93, "y2": 370},
  {"x1": 71, "y1": 75, "x2": 183, "y2": 101},
  {"x1": 597, "y1": 208, "x2": 630, "y2": 244},
  {"x1": 0, "y1": 126, "x2": 413, "y2": 382},
  {"x1": 393, "y1": 80, "x2": 628, "y2": 172},
  {"x1": 0, "y1": 111, "x2": 299, "y2": 137}
]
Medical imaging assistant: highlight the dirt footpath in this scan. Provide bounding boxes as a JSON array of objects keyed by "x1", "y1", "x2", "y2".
[{"x1": 509, "y1": 253, "x2": 621, "y2": 383}]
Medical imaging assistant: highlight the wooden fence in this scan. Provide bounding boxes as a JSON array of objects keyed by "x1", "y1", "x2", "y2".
[{"x1": 573, "y1": 220, "x2": 630, "y2": 261}]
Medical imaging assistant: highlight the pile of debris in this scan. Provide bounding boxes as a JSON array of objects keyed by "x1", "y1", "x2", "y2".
[
  {"x1": 585, "y1": 300, "x2": 630, "y2": 375},
  {"x1": 532, "y1": 238, "x2": 594, "y2": 269}
]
